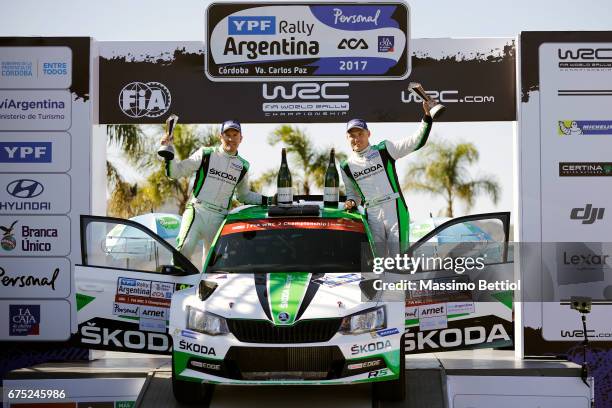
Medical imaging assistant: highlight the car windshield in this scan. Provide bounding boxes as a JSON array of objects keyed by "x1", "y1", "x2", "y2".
[{"x1": 205, "y1": 217, "x2": 369, "y2": 273}]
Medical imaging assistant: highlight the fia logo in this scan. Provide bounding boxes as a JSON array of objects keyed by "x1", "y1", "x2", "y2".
[
  {"x1": 118, "y1": 81, "x2": 171, "y2": 118},
  {"x1": 570, "y1": 204, "x2": 605, "y2": 224}
]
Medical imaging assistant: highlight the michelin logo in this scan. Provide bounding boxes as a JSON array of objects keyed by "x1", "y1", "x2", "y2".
[{"x1": 559, "y1": 120, "x2": 612, "y2": 136}]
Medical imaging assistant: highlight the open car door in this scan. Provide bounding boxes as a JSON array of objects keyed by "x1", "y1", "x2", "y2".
[
  {"x1": 403, "y1": 212, "x2": 514, "y2": 354},
  {"x1": 74, "y1": 215, "x2": 200, "y2": 354}
]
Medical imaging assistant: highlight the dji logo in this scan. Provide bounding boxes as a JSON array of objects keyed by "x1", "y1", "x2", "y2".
[{"x1": 570, "y1": 204, "x2": 605, "y2": 224}]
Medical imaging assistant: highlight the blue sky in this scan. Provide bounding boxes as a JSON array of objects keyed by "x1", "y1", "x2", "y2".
[{"x1": 2, "y1": 0, "x2": 611, "y2": 219}]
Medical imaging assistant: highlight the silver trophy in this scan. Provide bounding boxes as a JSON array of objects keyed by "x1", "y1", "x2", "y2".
[
  {"x1": 408, "y1": 82, "x2": 446, "y2": 119},
  {"x1": 157, "y1": 114, "x2": 179, "y2": 160}
]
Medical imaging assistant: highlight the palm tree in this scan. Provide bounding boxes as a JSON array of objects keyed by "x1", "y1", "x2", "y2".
[
  {"x1": 106, "y1": 124, "x2": 220, "y2": 217},
  {"x1": 266, "y1": 125, "x2": 346, "y2": 194},
  {"x1": 403, "y1": 140, "x2": 500, "y2": 217}
]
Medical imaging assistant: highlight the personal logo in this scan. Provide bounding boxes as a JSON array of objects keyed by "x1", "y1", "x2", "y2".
[
  {"x1": 7, "y1": 179, "x2": 44, "y2": 198},
  {"x1": 118, "y1": 81, "x2": 171, "y2": 118},
  {"x1": 1, "y1": 220, "x2": 17, "y2": 251},
  {"x1": 338, "y1": 38, "x2": 368, "y2": 50},
  {"x1": 570, "y1": 204, "x2": 605, "y2": 225},
  {"x1": 9, "y1": 304, "x2": 40, "y2": 336},
  {"x1": 278, "y1": 312, "x2": 290, "y2": 322},
  {"x1": 378, "y1": 36, "x2": 394, "y2": 52}
]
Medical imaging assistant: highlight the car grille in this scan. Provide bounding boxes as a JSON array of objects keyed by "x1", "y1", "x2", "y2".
[
  {"x1": 225, "y1": 346, "x2": 344, "y2": 380},
  {"x1": 227, "y1": 318, "x2": 342, "y2": 344}
]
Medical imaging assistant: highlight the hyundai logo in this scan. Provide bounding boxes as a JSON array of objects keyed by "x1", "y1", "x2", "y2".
[{"x1": 7, "y1": 179, "x2": 44, "y2": 199}]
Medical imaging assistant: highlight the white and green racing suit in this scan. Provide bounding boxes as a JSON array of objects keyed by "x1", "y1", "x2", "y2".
[
  {"x1": 165, "y1": 145, "x2": 267, "y2": 267},
  {"x1": 340, "y1": 116, "x2": 432, "y2": 256}
]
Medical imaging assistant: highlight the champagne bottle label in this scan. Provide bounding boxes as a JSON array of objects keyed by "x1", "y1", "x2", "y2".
[
  {"x1": 277, "y1": 187, "x2": 293, "y2": 204},
  {"x1": 323, "y1": 187, "x2": 339, "y2": 202}
]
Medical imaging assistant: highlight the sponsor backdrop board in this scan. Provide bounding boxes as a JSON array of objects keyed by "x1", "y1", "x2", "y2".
[
  {"x1": 518, "y1": 31, "x2": 612, "y2": 407},
  {"x1": 205, "y1": 1, "x2": 411, "y2": 81},
  {"x1": 98, "y1": 38, "x2": 515, "y2": 123},
  {"x1": 0, "y1": 37, "x2": 92, "y2": 341}
]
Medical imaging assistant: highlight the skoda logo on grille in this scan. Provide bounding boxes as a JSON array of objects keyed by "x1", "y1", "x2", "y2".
[
  {"x1": 7, "y1": 179, "x2": 44, "y2": 199},
  {"x1": 278, "y1": 312, "x2": 290, "y2": 322}
]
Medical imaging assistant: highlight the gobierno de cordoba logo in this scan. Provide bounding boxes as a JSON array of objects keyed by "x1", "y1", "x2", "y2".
[{"x1": 118, "y1": 81, "x2": 172, "y2": 118}]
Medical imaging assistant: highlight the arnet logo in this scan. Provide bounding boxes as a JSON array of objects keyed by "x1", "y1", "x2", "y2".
[
  {"x1": 6, "y1": 179, "x2": 44, "y2": 199},
  {"x1": 118, "y1": 81, "x2": 171, "y2": 118}
]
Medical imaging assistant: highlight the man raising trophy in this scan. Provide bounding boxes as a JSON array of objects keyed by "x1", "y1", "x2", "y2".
[{"x1": 158, "y1": 117, "x2": 271, "y2": 269}]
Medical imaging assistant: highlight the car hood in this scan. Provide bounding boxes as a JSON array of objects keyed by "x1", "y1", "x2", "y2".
[{"x1": 202, "y1": 272, "x2": 374, "y2": 323}]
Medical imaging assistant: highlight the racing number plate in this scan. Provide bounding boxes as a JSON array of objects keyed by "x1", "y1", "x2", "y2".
[{"x1": 205, "y1": 1, "x2": 411, "y2": 81}]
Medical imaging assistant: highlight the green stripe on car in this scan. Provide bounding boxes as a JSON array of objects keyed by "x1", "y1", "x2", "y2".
[{"x1": 268, "y1": 272, "x2": 310, "y2": 325}]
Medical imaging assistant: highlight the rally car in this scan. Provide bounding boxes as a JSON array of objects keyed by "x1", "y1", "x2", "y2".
[
  {"x1": 74, "y1": 200, "x2": 512, "y2": 406},
  {"x1": 168, "y1": 203, "x2": 407, "y2": 404}
]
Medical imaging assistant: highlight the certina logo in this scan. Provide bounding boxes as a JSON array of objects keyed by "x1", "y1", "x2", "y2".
[
  {"x1": 401, "y1": 89, "x2": 495, "y2": 104},
  {"x1": 353, "y1": 163, "x2": 383, "y2": 179},
  {"x1": 558, "y1": 48, "x2": 612, "y2": 60},
  {"x1": 559, "y1": 162, "x2": 612, "y2": 177},
  {"x1": 7, "y1": 179, "x2": 44, "y2": 198},
  {"x1": 0, "y1": 142, "x2": 51, "y2": 163},
  {"x1": 179, "y1": 339, "x2": 216, "y2": 356},
  {"x1": 405, "y1": 324, "x2": 511, "y2": 351},
  {"x1": 118, "y1": 81, "x2": 171, "y2": 118},
  {"x1": 351, "y1": 340, "x2": 392, "y2": 355},
  {"x1": 570, "y1": 204, "x2": 605, "y2": 224},
  {"x1": 209, "y1": 168, "x2": 237, "y2": 182},
  {"x1": 80, "y1": 322, "x2": 170, "y2": 352},
  {"x1": 338, "y1": 38, "x2": 368, "y2": 50},
  {"x1": 262, "y1": 83, "x2": 349, "y2": 101}
]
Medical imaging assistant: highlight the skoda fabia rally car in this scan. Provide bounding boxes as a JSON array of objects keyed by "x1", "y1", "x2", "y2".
[{"x1": 169, "y1": 204, "x2": 406, "y2": 403}]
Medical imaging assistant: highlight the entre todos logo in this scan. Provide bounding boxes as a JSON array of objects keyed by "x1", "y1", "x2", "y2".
[{"x1": 118, "y1": 81, "x2": 171, "y2": 118}]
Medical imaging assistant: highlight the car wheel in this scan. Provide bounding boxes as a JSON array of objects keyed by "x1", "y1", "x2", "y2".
[
  {"x1": 372, "y1": 340, "x2": 406, "y2": 402},
  {"x1": 171, "y1": 353, "x2": 214, "y2": 406}
]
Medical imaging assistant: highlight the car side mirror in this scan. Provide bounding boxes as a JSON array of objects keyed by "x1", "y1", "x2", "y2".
[{"x1": 160, "y1": 265, "x2": 187, "y2": 276}]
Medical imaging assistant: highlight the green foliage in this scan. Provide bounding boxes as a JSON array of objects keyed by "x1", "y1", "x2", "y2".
[
  {"x1": 403, "y1": 140, "x2": 500, "y2": 217},
  {"x1": 106, "y1": 124, "x2": 220, "y2": 217}
]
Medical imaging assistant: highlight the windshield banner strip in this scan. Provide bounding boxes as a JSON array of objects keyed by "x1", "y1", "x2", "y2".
[{"x1": 221, "y1": 218, "x2": 365, "y2": 235}]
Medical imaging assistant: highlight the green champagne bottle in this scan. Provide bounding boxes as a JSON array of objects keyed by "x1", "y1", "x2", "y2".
[
  {"x1": 277, "y1": 148, "x2": 293, "y2": 207},
  {"x1": 323, "y1": 148, "x2": 339, "y2": 207}
]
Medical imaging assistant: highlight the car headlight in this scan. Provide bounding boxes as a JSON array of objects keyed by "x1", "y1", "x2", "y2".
[
  {"x1": 187, "y1": 307, "x2": 229, "y2": 336},
  {"x1": 339, "y1": 306, "x2": 386, "y2": 335}
]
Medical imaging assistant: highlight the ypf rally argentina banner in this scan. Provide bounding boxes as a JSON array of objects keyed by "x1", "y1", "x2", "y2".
[{"x1": 206, "y1": 1, "x2": 410, "y2": 81}]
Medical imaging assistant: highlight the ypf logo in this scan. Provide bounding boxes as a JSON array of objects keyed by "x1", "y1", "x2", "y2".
[
  {"x1": 118, "y1": 81, "x2": 171, "y2": 118},
  {"x1": 7, "y1": 179, "x2": 44, "y2": 199}
]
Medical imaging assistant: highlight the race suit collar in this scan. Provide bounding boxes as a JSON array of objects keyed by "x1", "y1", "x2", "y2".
[
  {"x1": 217, "y1": 145, "x2": 238, "y2": 157},
  {"x1": 355, "y1": 144, "x2": 372, "y2": 157}
]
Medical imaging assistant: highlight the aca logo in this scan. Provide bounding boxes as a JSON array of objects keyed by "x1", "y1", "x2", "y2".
[
  {"x1": 228, "y1": 16, "x2": 276, "y2": 35},
  {"x1": 1, "y1": 220, "x2": 17, "y2": 251},
  {"x1": 118, "y1": 81, "x2": 171, "y2": 118},
  {"x1": 9, "y1": 304, "x2": 40, "y2": 336}
]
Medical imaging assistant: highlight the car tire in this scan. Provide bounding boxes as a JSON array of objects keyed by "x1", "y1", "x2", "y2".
[
  {"x1": 372, "y1": 339, "x2": 406, "y2": 402},
  {"x1": 171, "y1": 354, "x2": 214, "y2": 406}
]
